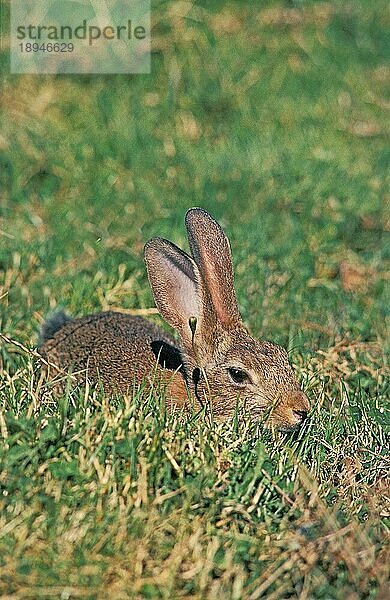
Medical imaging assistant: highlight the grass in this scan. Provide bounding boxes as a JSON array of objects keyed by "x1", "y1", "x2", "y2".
[{"x1": 0, "y1": 0, "x2": 389, "y2": 598}]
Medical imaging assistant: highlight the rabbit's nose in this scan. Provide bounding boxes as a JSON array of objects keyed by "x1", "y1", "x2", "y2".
[
  {"x1": 292, "y1": 409, "x2": 309, "y2": 424},
  {"x1": 288, "y1": 390, "x2": 310, "y2": 425}
]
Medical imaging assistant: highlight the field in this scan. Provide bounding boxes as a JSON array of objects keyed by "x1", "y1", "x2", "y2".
[{"x1": 0, "y1": 1, "x2": 389, "y2": 598}]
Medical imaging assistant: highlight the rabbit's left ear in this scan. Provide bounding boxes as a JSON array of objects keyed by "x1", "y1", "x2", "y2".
[
  {"x1": 144, "y1": 237, "x2": 217, "y2": 349},
  {"x1": 185, "y1": 208, "x2": 241, "y2": 329}
]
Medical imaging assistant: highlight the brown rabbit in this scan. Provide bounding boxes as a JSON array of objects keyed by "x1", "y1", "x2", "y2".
[{"x1": 39, "y1": 208, "x2": 310, "y2": 430}]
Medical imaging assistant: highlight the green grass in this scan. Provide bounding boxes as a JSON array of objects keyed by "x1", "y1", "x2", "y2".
[{"x1": 0, "y1": 0, "x2": 389, "y2": 598}]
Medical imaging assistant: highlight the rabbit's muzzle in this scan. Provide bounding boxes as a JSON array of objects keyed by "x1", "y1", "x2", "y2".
[{"x1": 270, "y1": 390, "x2": 310, "y2": 431}]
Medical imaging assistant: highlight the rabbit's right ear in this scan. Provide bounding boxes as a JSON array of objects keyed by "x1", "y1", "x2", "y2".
[
  {"x1": 185, "y1": 208, "x2": 241, "y2": 329},
  {"x1": 144, "y1": 238, "x2": 216, "y2": 348}
]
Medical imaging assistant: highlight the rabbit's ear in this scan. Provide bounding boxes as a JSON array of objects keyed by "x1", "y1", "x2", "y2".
[
  {"x1": 185, "y1": 208, "x2": 241, "y2": 329},
  {"x1": 144, "y1": 237, "x2": 215, "y2": 347}
]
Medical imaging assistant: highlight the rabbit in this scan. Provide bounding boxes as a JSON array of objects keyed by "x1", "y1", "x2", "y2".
[{"x1": 39, "y1": 208, "x2": 310, "y2": 430}]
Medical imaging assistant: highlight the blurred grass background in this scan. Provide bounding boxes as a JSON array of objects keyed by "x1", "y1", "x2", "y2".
[
  {"x1": 0, "y1": 1, "x2": 389, "y2": 598},
  {"x1": 1, "y1": 0, "x2": 388, "y2": 346}
]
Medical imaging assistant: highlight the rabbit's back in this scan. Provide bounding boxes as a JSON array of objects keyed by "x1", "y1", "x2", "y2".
[{"x1": 39, "y1": 311, "x2": 187, "y2": 400}]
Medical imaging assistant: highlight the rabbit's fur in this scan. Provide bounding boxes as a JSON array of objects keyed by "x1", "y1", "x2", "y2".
[{"x1": 40, "y1": 208, "x2": 310, "y2": 430}]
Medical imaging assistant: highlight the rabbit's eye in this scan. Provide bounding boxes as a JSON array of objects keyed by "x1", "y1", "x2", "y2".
[{"x1": 228, "y1": 367, "x2": 250, "y2": 385}]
